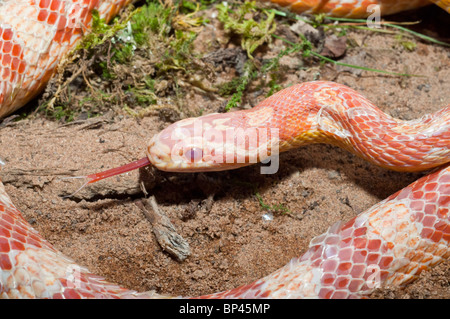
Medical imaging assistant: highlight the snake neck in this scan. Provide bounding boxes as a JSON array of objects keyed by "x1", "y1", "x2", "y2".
[{"x1": 249, "y1": 82, "x2": 450, "y2": 172}]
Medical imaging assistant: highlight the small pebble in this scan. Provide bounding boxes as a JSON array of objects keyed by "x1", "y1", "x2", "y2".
[
  {"x1": 328, "y1": 170, "x2": 341, "y2": 180},
  {"x1": 262, "y1": 212, "x2": 273, "y2": 221}
]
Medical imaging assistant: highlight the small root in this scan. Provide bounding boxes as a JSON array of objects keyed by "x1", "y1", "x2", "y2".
[{"x1": 137, "y1": 196, "x2": 191, "y2": 262}]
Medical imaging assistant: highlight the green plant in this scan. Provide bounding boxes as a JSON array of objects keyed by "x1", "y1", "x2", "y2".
[
  {"x1": 217, "y1": 1, "x2": 276, "y2": 58},
  {"x1": 255, "y1": 192, "x2": 290, "y2": 214}
]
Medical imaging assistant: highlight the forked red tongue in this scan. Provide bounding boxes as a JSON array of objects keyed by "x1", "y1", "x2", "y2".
[{"x1": 86, "y1": 157, "x2": 151, "y2": 184}]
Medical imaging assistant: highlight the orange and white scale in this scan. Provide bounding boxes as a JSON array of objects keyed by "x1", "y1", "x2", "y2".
[
  {"x1": 0, "y1": 0, "x2": 449, "y2": 298},
  {"x1": 0, "y1": 0, "x2": 132, "y2": 118}
]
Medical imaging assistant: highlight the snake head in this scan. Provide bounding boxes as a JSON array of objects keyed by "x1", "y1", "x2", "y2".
[{"x1": 146, "y1": 112, "x2": 279, "y2": 172}]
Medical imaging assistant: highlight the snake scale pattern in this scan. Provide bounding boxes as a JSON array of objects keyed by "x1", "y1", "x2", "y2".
[{"x1": 0, "y1": 0, "x2": 449, "y2": 298}]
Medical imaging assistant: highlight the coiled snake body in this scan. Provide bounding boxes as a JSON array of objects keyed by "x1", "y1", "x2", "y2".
[{"x1": 0, "y1": 0, "x2": 449, "y2": 298}]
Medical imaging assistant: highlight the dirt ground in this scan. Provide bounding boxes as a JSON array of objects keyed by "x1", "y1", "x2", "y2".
[{"x1": 0, "y1": 3, "x2": 449, "y2": 299}]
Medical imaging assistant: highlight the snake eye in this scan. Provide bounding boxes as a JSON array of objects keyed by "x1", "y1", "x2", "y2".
[{"x1": 184, "y1": 147, "x2": 203, "y2": 163}]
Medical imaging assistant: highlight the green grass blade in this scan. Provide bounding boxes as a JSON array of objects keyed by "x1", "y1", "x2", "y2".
[
  {"x1": 272, "y1": 34, "x2": 422, "y2": 77},
  {"x1": 269, "y1": 8, "x2": 450, "y2": 47},
  {"x1": 310, "y1": 51, "x2": 421, "y2": 77},
  {"x1": 384, "y1": 23, "x2": 450, "y2": 47},
  {"x1": 325, "y1": 16, "x2": 450, "y2": 47}
]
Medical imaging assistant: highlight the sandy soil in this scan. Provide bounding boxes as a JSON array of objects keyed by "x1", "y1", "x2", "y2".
[{"x1": 0, "y1": 3, "x2": 449, "y2": 298}]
